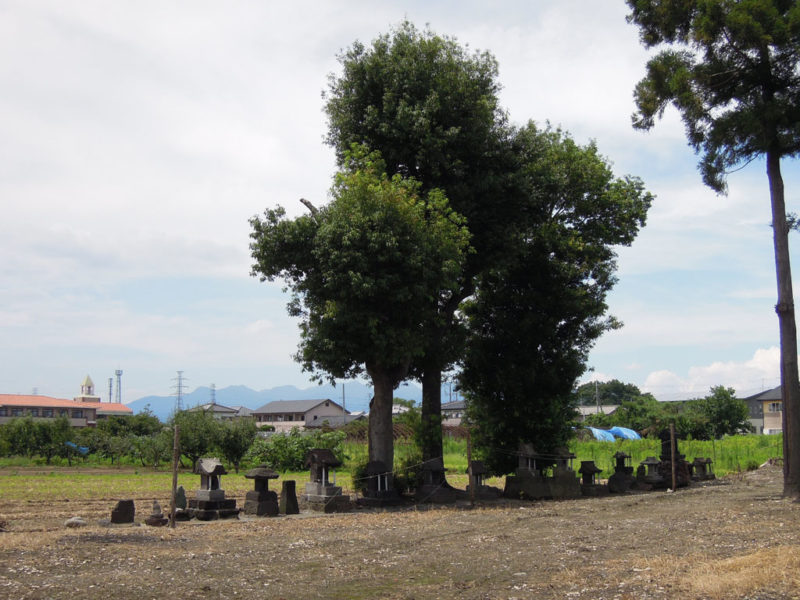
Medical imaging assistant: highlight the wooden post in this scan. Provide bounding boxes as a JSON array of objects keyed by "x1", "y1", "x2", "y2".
[
  {"x1": 670, "y1": 422, "x2": 677, "y2": 492},
  {"x1": 169, "y1": 424, "x2": 180, "y2": 528},
  {"x1": 467, "y1": 427, "x2": 475, "y2": 507}
]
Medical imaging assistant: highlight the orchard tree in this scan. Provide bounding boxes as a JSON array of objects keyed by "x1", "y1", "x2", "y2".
[
  {"x1": 250, "y1": 146, "x2": 470, "y2": 470},
  {"x1": 461, "y1": 125, "x2": 652, "y2": 473},
  {"x1": 324, "y1": 21, "x2": 513, "y2": 463},
  {"x1": 700, "y1": 385, "x2": 754, "y2": 439},
  {"x1": 218, "y1": 418, "x2": 258, "y2": 473},
  {"x1": 172, "y1": 408, "x2": 222, "y2": 467},
  {"x1": 627, "y1": 0, "x2": 800, "y2": 496},
  {"x1": 574, "y1": 379, "x2": 645, "y2": 406}
]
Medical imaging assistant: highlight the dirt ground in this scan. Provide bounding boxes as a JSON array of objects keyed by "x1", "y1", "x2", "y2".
[{"x1": 1, "y1": 465, "x2": 799, "y2": 600}]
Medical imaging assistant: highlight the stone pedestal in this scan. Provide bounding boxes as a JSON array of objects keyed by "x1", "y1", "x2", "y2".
[
  {"x1": 244, "y1": 490, "x2": 279, "y2": 517},
  {"x1": 504, "y1": 469, "x2": 552, "y2": 500},
  {"x1": 188, "y1": 498, "x2": 240, "y2": 521}
]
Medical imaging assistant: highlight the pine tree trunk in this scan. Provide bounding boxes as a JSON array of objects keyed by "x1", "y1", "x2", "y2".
[{"x1": 767, "y1": 150, "x2": 800, "y2": 498}]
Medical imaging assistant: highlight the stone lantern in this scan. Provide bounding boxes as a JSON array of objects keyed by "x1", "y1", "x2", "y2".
[
  {"x1": 244, "y1": 464, "x2": 279, "y2": 516},
  {"x1": 578, "y1": 460, "x2": 608, "y2": 496},
  {"x1": 691, "y1": 457, "x2": 716, "y2": 481},
  {"x1": 608, "y1": 451, "x2": 635, "y2": 494}
]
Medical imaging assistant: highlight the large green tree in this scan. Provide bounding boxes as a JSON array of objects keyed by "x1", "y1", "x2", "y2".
[
  {"x1": 627, "y1": 0, "x2": 800, "y2": 496},
  {"x1": 573, "y1": 379, "x2": 646, "y2": 406},
  {"x1": 250, "y1": 146, "x2": 470, "y2": 469},
  {"x1": 461, "y1": 125, "x2": 652, "y2": 473},
  {"x1": 324, "y1": 21, "x2": 513, "y2": 463}
]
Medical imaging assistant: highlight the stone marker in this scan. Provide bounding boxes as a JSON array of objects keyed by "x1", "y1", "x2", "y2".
[
  {"x1": 110, "y1": 499, "x2": 135, "y2": 524},
  {"x1": 175, "y1": 486, "x2": 187, "y2": 509},
  {"x1": 304, "y1": 449, "x2": 351, "y2": 512},
  {"x1": 280, "y1": 480, "x2": 299, "y2": 515},
  {"x1": 145, "y1": 500, "x2": 168, "y2": 526}
]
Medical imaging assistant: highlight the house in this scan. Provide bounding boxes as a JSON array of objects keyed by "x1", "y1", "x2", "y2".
[
  {"x1": 442, "y1": 400, "x2": 465, "y2": 426},
  {"x1": 252, "y1": 399, "x2": 348, "y2": 432},
  {"x1": 304, "y1": 413, "x2": 366, "y2": 429},
  {"x1": 576, "y1": 405, "x2": 620, "y2": 422},
  {"x1": 0, "y1": 375, "x2": 132, "y2": 427},
  {"x1": 743, "y1": 386, "x2": 781, "y2": 434},
  {"x1": 188, "y1": 401, "x2": 239, "y2": 420}
]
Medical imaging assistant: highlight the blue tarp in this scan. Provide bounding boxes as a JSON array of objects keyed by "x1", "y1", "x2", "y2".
[
  {"x1": 65, "y1": 441, "x2": 90, "y2": 455},
  {"x1": 587, "y1": 427, "x2": 616, "y2": 441},
  {"x1": 608, "y1": 426, "x2": 641, "y2": 440}
]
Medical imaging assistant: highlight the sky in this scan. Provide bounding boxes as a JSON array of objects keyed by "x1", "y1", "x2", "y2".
[{"x1": 1, "y1": 1, "x2": 798, "y2": 404}]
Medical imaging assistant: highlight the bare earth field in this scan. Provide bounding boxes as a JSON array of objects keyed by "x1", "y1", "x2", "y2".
[{"x1": 1, "y1": 466, "x2": 799, "y2": 600}]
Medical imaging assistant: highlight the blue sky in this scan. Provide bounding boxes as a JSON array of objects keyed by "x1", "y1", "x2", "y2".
[{"x1": 1, "y1": 1, "x2": 797, "y2": 403}]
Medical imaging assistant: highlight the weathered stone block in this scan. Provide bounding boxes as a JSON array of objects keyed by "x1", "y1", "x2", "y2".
[{"x1": 110, "y1": 499, "x2": 135, "y2": 524}]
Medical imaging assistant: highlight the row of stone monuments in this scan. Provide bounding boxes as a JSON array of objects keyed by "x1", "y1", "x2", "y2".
[{"x1": 503, "y1": 432, "x2": 715, "y2": 500}]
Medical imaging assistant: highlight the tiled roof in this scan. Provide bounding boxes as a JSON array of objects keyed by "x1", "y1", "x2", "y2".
[
  {"x1": 0, "y1": 394, "x2": 132, "y2": 414},
  {"x1": 253, "y1": 399, "x2": 341, "y2": 415}
]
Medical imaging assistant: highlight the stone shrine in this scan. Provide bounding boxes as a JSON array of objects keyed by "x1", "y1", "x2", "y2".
[
  {"x1": 243, "y1": 465, "x2": 279, "y2": 517},
  {"x1": 188, "y1": 458, "x2": 240, "y2": 520},
  {"x1": 578, "y1": 460, "x2": 608, "y2": 496},
  {"x1": 608, "y1": 451, "x2": 636, "y2": 493},
  {"x1": 690, "y1": 457, "x2": 716, "y2": 481},
  {"x1": 415, "y1": 457, "x2": 462, "y2": 503},
  {"x1": 359, "y1": 460, "x2": 402, "y2": 506},
  {"x1": 466, "y1": 460, "x2": 502, "y2": 499},
  {"x1": 304, "y1": 449, "x2": 351, "y2": 513}
]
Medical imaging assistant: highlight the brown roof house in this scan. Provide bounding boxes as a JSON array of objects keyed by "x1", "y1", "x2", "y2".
[
  {"x1": 0, "y1": 375, "x2": 132, "y2": 427},
  {"x1": 252, "y1": 399, "x2": 348, "y2": 432}
]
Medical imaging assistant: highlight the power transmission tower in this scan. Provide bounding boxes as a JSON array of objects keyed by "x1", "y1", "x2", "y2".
[{"x1": 173, "y1": 371, "x2": 187, "y2": 412}]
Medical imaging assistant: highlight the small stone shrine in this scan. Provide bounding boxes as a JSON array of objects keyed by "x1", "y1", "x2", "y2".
[
  {"x1": 466, "y1": 460, "x2": 502, "y2": 499},
  {"x1": 110, "y1": 499, "x2": 135, "y2": 524},
  {"x1": 304, "y1": 449, "x2": 351, "y2": 513},
  {"x1": 548, "y1": 448, "x2": 582, "y2": 499},
  {"x1": 243, "y1": 464, "x2": 279, "y2": 517},
  {"x1": 359, "y1": 460, "x2": 402, "y2": 506},
  {"x1": 415, "y1": 457, "x2": 462, "y2": 503},
  {"x1": 690, "y1": 457, "x2": 716, "y2": 481},
  {"x1": 504, "y1": 443, "x2": 553, "y2": 500},
  {"x1": 636, "y1": 456, "x2": 665, "y2": 489},
  {"x1": 280, "y1": 480, "x2": 300, "y2": 515},
  {"x1": 188, "y1": 458, "x2": 240, "y2": 520},
  {"x1": 578, "y1": 460, "x2": 608, "y2": 496},
  {"x1": 608, "y1": 451, "x2": 636, "y2": 493},
  {"x1": 144, "y1": 500, "x2": 168, "y2": 526}
]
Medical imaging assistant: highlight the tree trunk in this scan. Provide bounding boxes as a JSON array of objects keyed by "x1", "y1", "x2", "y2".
[
  {"x1": 367, "y1": 366, "x2": 398, "y2": 470},
  {"x1": 420, "y1": 366, "x2": 443, "y2": 461},
  {"x1": 767, "y1": 150, "x2": 800, "y2": 498}
]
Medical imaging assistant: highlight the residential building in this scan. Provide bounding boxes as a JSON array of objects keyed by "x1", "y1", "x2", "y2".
[
  {"x1": 252, "y1": 399, "x2": 347, "y2": 432},
  {"x1": 744, "y1": 386, "x2": 782, "y2": 434},
  {"x1": 442, "y1": 400, "x2": 465, "y2": 426},
  {"x1": 576, "y1": 405, "x2": 620, "y2": 422},
  {"x1": 0, "y1": 375, "x2": 132, "y2": 427}
]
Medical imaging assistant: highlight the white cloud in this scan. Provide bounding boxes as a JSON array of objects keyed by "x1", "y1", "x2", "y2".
[{"x1": 643, "y1": 347, "x2": 782, "y2": 401}]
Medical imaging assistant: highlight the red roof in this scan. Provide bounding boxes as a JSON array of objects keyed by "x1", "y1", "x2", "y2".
[{"x1": 0, "y1": 394, "x2": 132, "y2": 414}]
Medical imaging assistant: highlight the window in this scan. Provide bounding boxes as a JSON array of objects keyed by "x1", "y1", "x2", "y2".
[
  {"x1": 12, "y1": 408, "x2": 23, "y2": 416},
  {"x1": 42, "y1": 408, "x2": 53, "y2": 417},
  {"x1": 769, "y1": 402, "x2": 782, "y2": 413},
  {"x1": 29, "y1": 408, "x2": 39, "y2": 417},
  {"x1": 59, "y1": 409, "x2": 68, "y2": 417},
  {"x1": 72, "y1": 409, "x2": 83, "y2": 418},
  {"x1": 0, "y1": 407, "x2": 7, "y2": 416}
]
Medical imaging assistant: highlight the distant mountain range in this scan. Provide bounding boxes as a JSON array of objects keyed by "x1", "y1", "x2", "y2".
[{"x1": 127, "y1": 381, "x2": 458, "y2": 422}]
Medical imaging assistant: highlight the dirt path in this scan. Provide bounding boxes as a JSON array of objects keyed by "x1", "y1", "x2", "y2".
[{"x1": 1, "y1": 466, "x2": 798, "y2": 599}]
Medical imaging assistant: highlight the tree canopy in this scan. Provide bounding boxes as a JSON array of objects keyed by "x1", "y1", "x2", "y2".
[
  {"x1": 250, "y1": 145, "x2": 470, "y2": 469},
  {"x1": 627, "y1": 0, "x2": 800, "y2": 496},
  {"x1": 461, "y1": 125, "x2": 652, "y2": 473},
  {"x1": 324, "y1": 21, "x2": 514, "y2": 463}
]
